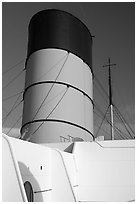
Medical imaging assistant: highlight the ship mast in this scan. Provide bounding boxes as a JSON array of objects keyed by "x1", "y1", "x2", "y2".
[{"x1": 103, "y1": 58, "x2": 116, "y2": 140}]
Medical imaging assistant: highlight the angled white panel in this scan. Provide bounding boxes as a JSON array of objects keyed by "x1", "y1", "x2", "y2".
[
  {"x1": 2, "y1": 135, "x2": 27, "y2": 202},
  {"x1": 73, "y1": 140, "x2": 135, "y2": 202}
]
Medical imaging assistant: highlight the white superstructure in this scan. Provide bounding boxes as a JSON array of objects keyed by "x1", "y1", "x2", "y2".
[{"x1": 3, "y1": 133, "x2": 135, "y2": 202}]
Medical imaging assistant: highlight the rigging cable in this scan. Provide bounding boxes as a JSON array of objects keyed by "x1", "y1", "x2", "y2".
[
  {"x1": 3, "y1": 68, "x2": 25, "y2": 90},
  {"x1": 93, "y1": 70, "x2": 131, "y2": 139},
  {"x1": 113, "y1": 111, "x2": 133, "y2": 139},
  {"x1": 6, "y1": 115, "x2": 22, "y2": 135},
  {"x1": 94, "y1": 107, "x2": 125, "y2": 140},
  {"x1": 95, "y1": 105, "x2": 110, "y2": 137},
  {"x1": 94, "y1": 74, "x2": 109, "y2": 98},
  {"x1": 37, "y1": 53, "x2": 68, "y2": 81},
  {"x1": 94, "y1": 101, "x2": 128, "y2": 140},
  {"x1": 114, "y1": 114, "x2": 135, "y2": 139},
  {"x1": 34, "y1": 87, "x2": 68, "y2": 111},
  {"x1": 2, "y1": 91, "x2": 23, "y2": 124},
  {"x1": 94, "y1": 82, "x2": 108, "y2": 104},
  {"x1": 94, "y1": 100, "x2": 133, "y2": 140},
  {"x1": 31, "y1": 52, "x2": 69, "y2": 122},
  {"x1": 114, "y1": 105, "x2": 135, "y2": 136},
  {"x1": 27, "y1": 86, "x2": 69, "y2": 140},
  {"x1": 2, "y1": 90, "x2": 24, "y2": 102},
  {"x1": 21, "y1": 52, "x2": 69, "y2": 139},
  {"x1": 105, "y1": 113, "x2": 129, "y2": 140},
  {"x1": 112, "y1": 78, "x2": 133, "y2": 124},
  {"x1": 2, "y1": 99, "x2": 23, "y2": 124},
  {"x1": 3, "y1": 58, "x2": 25, "y2": 76},
  {"x1": 3, "y1": 106, "x2": 19, "y2": 124},
  {"x1": 94, "y1": 111, "x2": 112, "y2": 138},
  {"x1": 94, "y1": 68, "x2": 134, "y2": 140}
]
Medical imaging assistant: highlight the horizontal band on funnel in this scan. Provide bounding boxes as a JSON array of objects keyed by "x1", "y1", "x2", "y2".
[
  {"x1": 23, "y1": 80, "x2": 94, "y2": 106},
  {"x1": 21, "y1": 118, "x2": 95, "y2": 140}
]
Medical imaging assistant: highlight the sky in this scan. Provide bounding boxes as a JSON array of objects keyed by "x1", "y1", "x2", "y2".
[{"x1": 2, "y1": 2, "x2": 135, "y2": 139}]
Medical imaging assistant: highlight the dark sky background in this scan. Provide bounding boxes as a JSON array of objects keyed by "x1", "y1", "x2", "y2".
[{"x1": 2, "y1": 2, "x2": 135, "y2": 139}]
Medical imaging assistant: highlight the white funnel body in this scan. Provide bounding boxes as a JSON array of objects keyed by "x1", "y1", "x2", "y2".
[
  {"x1": 21, "y1": 10, "x2": 94, "y2": 143},
  {"x1": 22, "y1": 49, "x2": 93, "y2": 143}
]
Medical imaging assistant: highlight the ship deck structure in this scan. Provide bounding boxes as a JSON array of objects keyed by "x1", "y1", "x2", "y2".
[{"x1": 2, "y1": 8, "x2": 135, "y2": 202}]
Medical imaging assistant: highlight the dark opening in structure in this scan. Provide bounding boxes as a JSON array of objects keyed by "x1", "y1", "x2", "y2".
[{"x1": 24, "y1": 181, "x2": 34, "y2": 202}]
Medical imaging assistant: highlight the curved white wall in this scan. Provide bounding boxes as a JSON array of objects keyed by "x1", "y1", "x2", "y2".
[{"x1": 21, "y1": 48, "x2": 93, "y2": 143}]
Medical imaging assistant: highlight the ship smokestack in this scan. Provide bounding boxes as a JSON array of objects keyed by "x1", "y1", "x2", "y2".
[{"x1": 21, "y1": 9, "x2": 94, "y2": 143}]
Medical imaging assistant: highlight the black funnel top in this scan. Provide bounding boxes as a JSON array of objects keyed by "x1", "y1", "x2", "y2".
[{"x1": 27, "y1": 9, "x2": 92, "y2": 68}]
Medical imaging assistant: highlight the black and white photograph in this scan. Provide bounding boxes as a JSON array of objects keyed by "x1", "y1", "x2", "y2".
[{"x1": 2, "y1": 2, "x2": 135, "y2": 202}]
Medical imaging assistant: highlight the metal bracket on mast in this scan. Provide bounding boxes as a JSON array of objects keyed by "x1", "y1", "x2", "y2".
[{"x1": 103, "y1": 58, "x2": 116, "y2": 140}]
